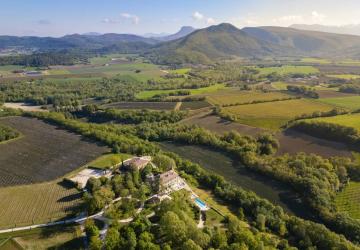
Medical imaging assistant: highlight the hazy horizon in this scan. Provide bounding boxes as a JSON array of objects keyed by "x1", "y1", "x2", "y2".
[{"x1": 2, "y1": 0, "x2": 360, "y2": 37}]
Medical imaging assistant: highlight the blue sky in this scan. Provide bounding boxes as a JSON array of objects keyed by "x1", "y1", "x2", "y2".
[{"x1": 1, "y1": 0, "x2": 360, "y2": 37}]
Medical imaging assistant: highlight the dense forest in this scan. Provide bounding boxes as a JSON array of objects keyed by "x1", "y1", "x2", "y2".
[
  {"x1": 0, "y1": 51, "x2": 88, "y2": 67},
  {"x1": 290, "y1": 120, "x2": 360, "y2": 146}
]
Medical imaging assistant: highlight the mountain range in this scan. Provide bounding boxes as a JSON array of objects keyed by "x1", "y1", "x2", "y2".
[
  {"x1": 147, "y1": 24, "x2": 360, "y2": 64},
  {"x1": 291, "y1": 24, "x2": 360, "y2": 36},
  {"x1": 2, "y1": 24, "x2": 360, "y2": 64}
]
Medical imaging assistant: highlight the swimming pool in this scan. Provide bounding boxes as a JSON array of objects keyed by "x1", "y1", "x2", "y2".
[{"x1": 195, "y1": 198, "x2": 208, "y2": 210}]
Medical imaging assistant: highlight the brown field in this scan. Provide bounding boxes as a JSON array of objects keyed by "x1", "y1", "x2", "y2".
[
  {"x1": 276, "y1": 129, "x2": 351, "y2": 158},
  {"x1": 0, "y1": 73, "x2": 105, "y2": 83},
  {"x1": 316, "y1": 90, "x2": 357, "y2": 99},
  {"x1": 180, "y1": 101, "x2": 211, "y2": 111},
  {"x1": 182, "y1": 113, "x2": 262, "y2": 136},
  {"x1": 0, "y1": 181, "x2": 83, "y2": 229},
  {"x1": 182, "y1": 113, "x2": 352, "y2": 158},
  {"x1": 102, "y1": 101, "x2": 177, "y2": 110},
  {"x1": 0, "y1": 116, "x2": 109, "y2": 187}
]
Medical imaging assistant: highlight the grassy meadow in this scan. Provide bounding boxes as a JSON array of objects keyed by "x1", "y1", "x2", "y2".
[
  {"x1": 207, "y1": 90, "x2": 291, "y2": 106},
  {"x1": 88, "y1": 153, "x2": 132, "y2": 169},
  {"x1": 327, "y1": 74, "x2": 360, "y2": 80},
  {"x1": 256, "y1": 65, "x2": 319, "y2": 75},
  {"x1": 136, "y1": 83, "x2": 226, "y2": 99},
  {"x1": 309, "y1": 113, "x2": 360, "y2": 132},
  {"x1": 335, "y1": 182, "x2": 360, "y2": 219},
  {"x1": 317, "y1": 96, "x2": 360, "y2": 110},
  {"x1": 300, "y1": 58, "x2": 331, "y2": 64},
  {"x1": 68, "y1": 62, "x2": 164, "y2": 80},
  {"x1": 224, "y1": 99, "x2": 334, "y2": 130}
]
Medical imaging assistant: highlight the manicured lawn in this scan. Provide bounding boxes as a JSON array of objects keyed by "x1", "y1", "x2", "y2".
[
  {"x1": 88, "y1": 153, "x2": 132, "y2": 169},
  {"x1": 224, "y1": 99, "x2": 334, "y2": 130},
  {"x1": 317, "y1": 96, "x2": 360, "y2": 110},
  {"x1": 327, "y1": 74, "x2": 360, "y2": 80},
  {"x1": 207, "y1": 90, "x2": 291, "y2": 106},
  {"x1": 205, "y1": 209, "x2": 224, "y2": 228},
  {"x1": 335, "y1": 182, "x2": 360, "y2": 219},
  {"x1": 309, "y1": 113, "x2": 360, "y2": 132},
  {"x1": 136, "y1": 84, "x2": 226, "y2": 99},
  {"x1": 256, "y1": 65, "x2": 319, "y2": 75}
]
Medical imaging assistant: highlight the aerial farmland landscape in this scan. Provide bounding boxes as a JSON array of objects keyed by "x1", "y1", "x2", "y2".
[{"x1": 1, "y1": 0, "x2": 360, "y2": 249}]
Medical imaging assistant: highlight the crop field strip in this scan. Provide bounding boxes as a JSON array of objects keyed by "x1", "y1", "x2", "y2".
[
  {"x1": 317, "y1": 96, "x2": 360, "y2": 110},
  {"x1": 0, "y1": 116, "x2": 109, "y2": 187},
  {"x1": 223, "y1": 99, "x2": 335, "y2": 130},
  {"x1": 207, "y1": 90, "x2": 292, "y2": 106},
  {"x1": 255, "y1": 65, "x2": 319, "y2": 75},
  {"x1": 335, "y1": 182, "x2": 360, "y2": 219},
  {"x1": 308, "y1": 113, "x2": 360, "y2": 132},
  {"x1": 136, "y1": 83, "x2": 226, "y2": 99},
  {"x1": 0, "y1": 181, "x2": 83, "y2": 229},
  {"x1": 102, "y1": 101, "x2": 177, "y2": 110}
]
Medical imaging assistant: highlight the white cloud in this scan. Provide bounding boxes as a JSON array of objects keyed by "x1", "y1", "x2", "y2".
[
  {"x1": 192, "y1": 11, "x2": 204, "y2": 21},
  {"x1": 102, "y1": 18, "x2": 117, "y2": 24},
  {"x1": 121, "y1": 13, "x2": 140, "y2": 24},
  {"x1": 192, "y1": 11, "x2": 216, "y2": 26},
  {"x1": 311, "y1": 11, "x2": 326, "y2": 23},
  {"x1": 206, "y1": 17, "x2": 216, "y2": 25},
  {"x1": 273, "y1": 15, "x2": 304, "y2": 24}
]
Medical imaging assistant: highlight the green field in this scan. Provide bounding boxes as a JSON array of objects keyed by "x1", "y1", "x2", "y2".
[
  {"x1": 339, "y1": 59, "x2": 360, "y2": 66},
  {"x1": 0, "y1": 225, "x2": 83, "y2": 249},
  {"x1": 335, "y1": 182, "x2": 360, "y2": 219},
  {"x1": 256, "y1": 65, "x2": 319, "y2": 75},
  {"x1": 224, "y1": 99, "x2": 334, "y2": 130},
  {"x1": 271, "y1": 82, "x2": 289, "y2": 90},
  {"x1": 69, "y1": 62, "x2": 164, "y2": 80},
  {"x1": 327, "y1": 74, "x2": 360, "y2": 80},
  {"x1": 317, "y1": 96, "x2": 360, "y2": 110},
  {"x1": 0, "y1": 181, "x2": 82, "y2": 229},
  {"x1": 207, "y1": 90, "x2": 291, "y2": 106},
  {"x1": 169, "y1": 68, "x2": 191, "y2": 74},
  {"x1": 0, "y1": 65, "x2": 37, "y2": 77},
  {"x1": 300, "y1": 58, "x2": 331, "y2": 64},
  {"x1": 309, "y1": 113, "x2": 360, "y2": 132},
  {"x1": 136, "y1": 83, "x2": 226, "y2": 99},
  {"x1": 89, "y1": 53, "x2": 135, "y2": 65},
  {"x1": 88, "y1": 153, "x2": 132, "y2": 169}
]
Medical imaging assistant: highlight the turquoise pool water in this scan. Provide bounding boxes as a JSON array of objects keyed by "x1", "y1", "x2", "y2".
[{"x1": 195, "y1": 198, "x2": 207, "y2": 210}]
